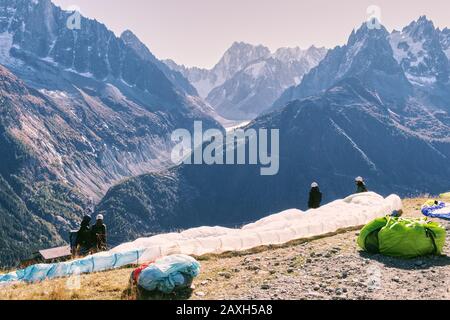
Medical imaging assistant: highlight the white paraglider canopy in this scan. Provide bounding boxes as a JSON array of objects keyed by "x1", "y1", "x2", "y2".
[{"x1": 0, "y1": 192, "x2": 402, "y2": 285}]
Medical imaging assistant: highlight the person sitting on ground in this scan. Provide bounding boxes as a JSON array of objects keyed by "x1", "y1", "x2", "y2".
[
  {"x1": 355, "y1": 176, "x2": 368, "y2": 193},
  {"x1": 75, "y1": 215, "x2": 93, "y2": 256},
  {"x1": 91, "y1": 214, "x2": 107, "y2": 252},
  {"x1": 308, "y1": 182, "x2": 323, "y2": 209}
]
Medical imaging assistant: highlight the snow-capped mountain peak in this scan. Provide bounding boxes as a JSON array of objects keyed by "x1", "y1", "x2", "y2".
[
  {"x1": 347, "y1": 22, "x2": 390, "y2": 45},
  {"x1": 404, "y1": 15, "x2": 436, "y2": 40},
  {"x1": 389, "y1": 16, "x2": 449, "y2": 85},
  {"x1": 439, "y1": 28, "x2": 450, "y2": 60},
  {"x1": 272, "y1": 46, "x2": 327, "y2": 65},
  {"x1": 209, "y1": 42, "x2": 271, "y2": 88},
  {"x1": 165, "y1": 42, "x2": 327, "y2": 119},
  {"x1": 218, "y1": 42, "x2": 271, "y2": 69},
  {"x1": 163, "y1": 42, "x2": 271, "y2": 98},
  {"x1": 273, "y1": 22, "x2": 411, "y2": 108}
]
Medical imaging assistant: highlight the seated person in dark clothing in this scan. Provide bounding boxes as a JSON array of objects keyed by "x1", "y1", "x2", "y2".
[
  {"x1": 308, "y1": 182, "x2": 323, "y2": 209},
  {"x1": 355, "y1": 176, "x2": 368, "y2": 193},
  {"x1": 75, "y1": 215, "x2": 93, "y2": 256},
  {"x1": 92, "y1": 214, "x2": 107, "y2": 252}
]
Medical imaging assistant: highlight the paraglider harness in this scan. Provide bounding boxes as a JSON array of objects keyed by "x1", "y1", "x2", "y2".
[
  {"x1": 364, "y1": 224, "x2": 440, "y2": 255},
  {"x1": 422, "y1": 201, "x2": 450, "y2": 221},
  {"x1": 359, "y1": 216, "x2": 445, "y2": 258}
]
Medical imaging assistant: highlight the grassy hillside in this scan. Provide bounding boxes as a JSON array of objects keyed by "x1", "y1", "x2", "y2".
[
  {"x1": 0, "y1": 90, "x2": 88, "y2": 266},
  {"x1": 0, "y1": 119, "x2": 61, "y2": 265},
  {"x1": 1, "y1": 198, "x2": 449, "y2": 300}
]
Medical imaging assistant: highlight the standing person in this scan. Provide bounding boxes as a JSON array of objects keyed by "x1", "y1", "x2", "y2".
[
  {"x1": 92, "y1": 214, "x2": 107, "y2": 252},
  {"x1": 355, "y1": 177, "x2": 368, "y2": 193},
  {"x1": 75, "y1": 215, "x2": 93, "y2": 256},
  {"x1": 308, "y1": 182, "x2": 323, "y2": 209}
]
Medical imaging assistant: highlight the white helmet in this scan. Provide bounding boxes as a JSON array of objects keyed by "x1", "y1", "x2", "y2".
[
  {"x1": 96, "y1": 214, "x2": 104, "y2": 221},
  {"x1": 355, "y1": 176, "x2": 364, "y2": 183},
  {"x1": 311, "y1": 182, "x2": 319, "y2": 188}
]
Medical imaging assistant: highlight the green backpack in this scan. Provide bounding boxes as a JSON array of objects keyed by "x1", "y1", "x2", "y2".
[{"x1": 358, "y1": 217, "x2": 446, "y2": 259}]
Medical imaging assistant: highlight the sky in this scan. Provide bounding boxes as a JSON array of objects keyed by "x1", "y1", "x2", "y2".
[{"x1": 51, "y1": 0, "x2": 450, "y2": 69}]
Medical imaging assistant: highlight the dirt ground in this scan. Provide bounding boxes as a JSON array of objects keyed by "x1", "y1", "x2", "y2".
[{"x1": 1, "y1": 198, "x2": 449, "y2": 300}]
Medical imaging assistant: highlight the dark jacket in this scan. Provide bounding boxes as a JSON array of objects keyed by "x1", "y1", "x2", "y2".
[
  {"x1": 76, "y1": 217, "x2": 93, "y2": 249},
  {"x1": 308, "y1": 187, "x2": 323, "y2": 209},
  {"x1": 356, "y1": 182, "x2": 368, "y2": 193},
  {"x1": 92, "y1": 223, "x2": 107, "y2": 251}
]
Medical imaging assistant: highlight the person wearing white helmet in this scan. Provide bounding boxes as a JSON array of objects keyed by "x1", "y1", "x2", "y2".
[
  {"x1": 308, "y1": 182, "x2": 322, "y2": 209},
  {"x1": 355, "y1": 176, "x2": 368, "y2": 193},
  {"x1": 91, "y1": 212, "x2": 107, "y2": 252}
]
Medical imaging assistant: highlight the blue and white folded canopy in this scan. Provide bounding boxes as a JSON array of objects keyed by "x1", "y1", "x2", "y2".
[
  {"x1": 0, "y1": 192, "x2": 403, "y2": 285},
  {"x1": 422, "y1": 201, "x2": 450, "y2": 221}
]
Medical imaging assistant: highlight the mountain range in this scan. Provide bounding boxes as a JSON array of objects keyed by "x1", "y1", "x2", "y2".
[
  {"x1": 0, "y1": 0, "x2": 219, "y2": 265},
  {"x1": 98, "y1": 18, "x2": 450, "y2": 245},
  {"x1": 165, "y1": 43, "x2": 327, "y2": 120},
  {"x1": 1, "y1": 1, "x2": 450, "y2": 266},
  {"x1": 275, "y1": 16, "x2": 450, "y2": 108}
]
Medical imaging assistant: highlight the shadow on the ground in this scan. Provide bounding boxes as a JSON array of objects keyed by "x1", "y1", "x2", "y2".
[
  {"x1": 136, "y1": 287, "x2": 194, "y2": 300},
  {"x1": 358, "y1": 251, "x2": 450, "y2": 270},
  {"x1": 122, "y1": 282, "x2": 194, "y2": 300}
]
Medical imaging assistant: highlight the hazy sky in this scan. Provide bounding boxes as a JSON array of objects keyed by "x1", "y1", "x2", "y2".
[{"x1": 52, "y1": 0, "x2": 450, "y2": 69}]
